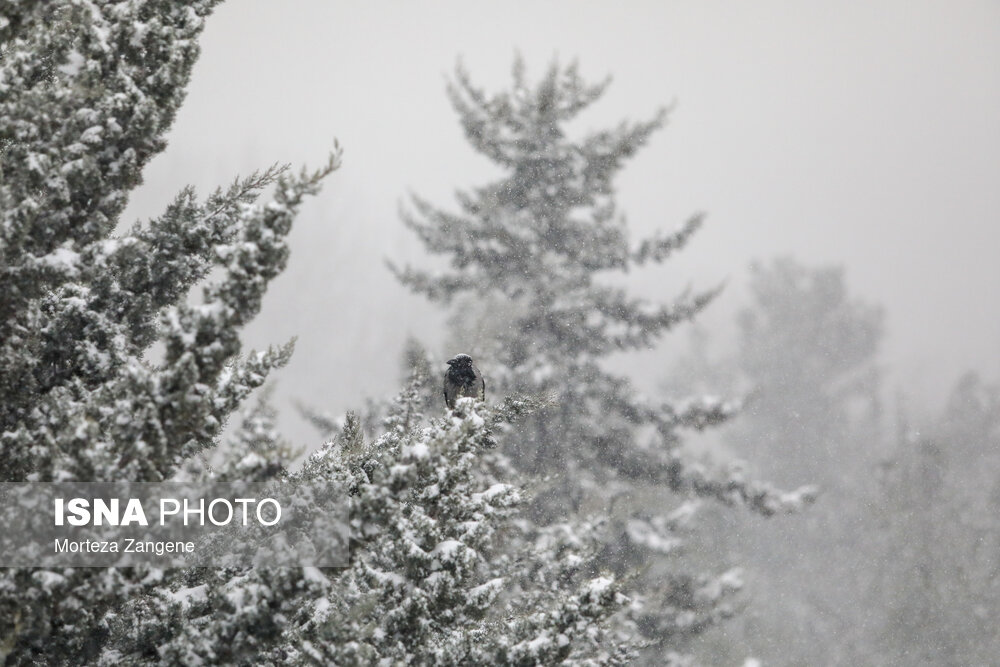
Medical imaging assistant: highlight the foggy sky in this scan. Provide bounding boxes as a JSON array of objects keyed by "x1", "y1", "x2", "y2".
[{"x1": 123, "y1": 0, "x2": 1000, "y2": 446}]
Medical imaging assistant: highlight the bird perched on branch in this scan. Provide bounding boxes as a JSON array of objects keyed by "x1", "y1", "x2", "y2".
[{"x1": 443, "y1": 354, "x2": 485, "y2": 409}]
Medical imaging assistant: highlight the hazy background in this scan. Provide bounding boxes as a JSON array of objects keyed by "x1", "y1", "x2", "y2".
[{"x1": 123, "y1": 0, "x2": 1000, "y2": 448}]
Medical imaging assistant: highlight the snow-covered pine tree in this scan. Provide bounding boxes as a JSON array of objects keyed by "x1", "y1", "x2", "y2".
[
  {"x1": 0, "y1": 0, "x2": 341, "y2": 483},
  {"x1": 100, "y1": 368, "x2": 632, "y2": 665},
  {"x1": 284, "y1": 369, "x2": 633, "y2": 665},
  {"x1": 391, "y1": 58, "x2": 815, "y2": 657},
  {"x1": 0, "y1": 1, "x2": 337, "y2": 661},
  {"x1": 205, "y1": 384, "x2": 300, "y2": 483}
]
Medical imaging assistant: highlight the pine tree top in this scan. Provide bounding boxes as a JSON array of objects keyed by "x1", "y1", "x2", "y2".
[{"x1": 392, "y1": 58, "x2": 712, "y2": 367}]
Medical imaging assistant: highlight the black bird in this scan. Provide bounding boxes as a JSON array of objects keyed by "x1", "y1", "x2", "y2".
[{"x1": 443, "y1": 354, "x2": 485, "y2": 409}]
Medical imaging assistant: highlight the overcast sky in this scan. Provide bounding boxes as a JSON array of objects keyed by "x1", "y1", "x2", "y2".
[{"x1": 124, "y1": 0, "x2": 1000, "y2": 445}]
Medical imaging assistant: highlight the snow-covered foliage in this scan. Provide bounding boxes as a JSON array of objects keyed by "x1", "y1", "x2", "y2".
[
  {"x1": 0, "y1": 0, "x2": 339, "y2": 484},
  {"x1": 0, "y1": 1, "x2": 339, "y2": 662},
  {"x1": 281, "y1": 371, "x2": 632, "y2": 665},
  {"x1": 206, "y1": 384, "x2": 300, "y2": 482},
  {"x1": 392, "y1": 58, "x2": 816, "y2": 659},
  {"x1": 95, "y1": 371, "x2": 632, "y2": 665}
]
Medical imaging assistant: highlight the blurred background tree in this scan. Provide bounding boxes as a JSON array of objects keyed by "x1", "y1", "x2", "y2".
[
  {"x1": 665, "y1": 258, "x2": 886, "y2": 665},
  {"x1": 867, "y1": 371, "x2": 1000, "y2": 665}
]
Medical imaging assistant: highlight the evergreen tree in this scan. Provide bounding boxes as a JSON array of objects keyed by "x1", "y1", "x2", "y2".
[
  {"x1": 869, "y1": 372, "x2": 1000, "y2": 665},
  {"x1": 284, "y1": 370, "x2": 632, "y2": 665},
  {"x1": 0, "y1": 2, "x2": 334, "y2": 660},
  {"x1": 392, "y1": 59, "x2": 814, "y2": 659},
  {"x1": 664, "y1": 258, "x2": 886, "y2": 666},
  {"x1": 734, "y1": 258, "x2": 884, "y2": 487},
  {"x1": 102, "y1": 373, "x2": 631, "y2": 665},
  {"x1": 0, "y1": 0, "x2": 339, "y2": 484}
]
